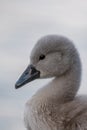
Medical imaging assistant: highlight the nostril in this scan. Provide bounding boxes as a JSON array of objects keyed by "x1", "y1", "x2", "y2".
[
  {"x1": 25, "y1": 71, "x2": 29, "y2": 75},
  {"x1": 24, "y1": 65, "x2": 39, "y2": 76}
]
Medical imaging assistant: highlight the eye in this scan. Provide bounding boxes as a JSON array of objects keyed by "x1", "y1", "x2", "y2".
[{"x1": 39, "y1": 54, "x2": 45, "y2": 60}]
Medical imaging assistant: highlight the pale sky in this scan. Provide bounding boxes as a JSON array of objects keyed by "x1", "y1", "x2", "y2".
[{"x1": 0, "y1": 0, "x2": 87, "y2": 130}]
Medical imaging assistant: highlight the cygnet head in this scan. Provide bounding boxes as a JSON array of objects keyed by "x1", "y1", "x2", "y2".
[{"x1": 15, "y1": 35, "x2": 81, "y2": 89}]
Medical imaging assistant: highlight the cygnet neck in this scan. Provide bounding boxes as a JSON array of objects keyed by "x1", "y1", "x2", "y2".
[{"x1": 37, "y1": 54, "x2": 81, "y2": 103}]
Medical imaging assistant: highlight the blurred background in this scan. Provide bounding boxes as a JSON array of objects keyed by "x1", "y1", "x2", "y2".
[{"x1": 0, "y1": 0, "x2": 87, "y2": 130}]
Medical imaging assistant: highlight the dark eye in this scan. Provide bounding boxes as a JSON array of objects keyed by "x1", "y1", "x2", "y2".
[{"x1": 39, "y1": 54, "x2": 45, "y2": 60}]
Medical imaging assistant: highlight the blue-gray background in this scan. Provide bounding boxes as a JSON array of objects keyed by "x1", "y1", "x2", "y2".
[{"x1": 0, "y1": 0, "x2": 87, "y2": 130}]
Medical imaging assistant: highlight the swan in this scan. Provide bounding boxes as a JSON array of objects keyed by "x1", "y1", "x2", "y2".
[{"x1": 15, "y1": 35, "x2": 87, "y2": 130}]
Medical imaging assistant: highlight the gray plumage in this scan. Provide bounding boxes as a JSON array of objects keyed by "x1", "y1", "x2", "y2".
[{"x1": 22, "y1": 35, "x2": 87, "y2": 130}]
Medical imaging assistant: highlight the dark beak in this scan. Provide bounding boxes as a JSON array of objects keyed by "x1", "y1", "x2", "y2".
[{"x1": 15, "y1": 65, "x2": 40, "y2": 89}]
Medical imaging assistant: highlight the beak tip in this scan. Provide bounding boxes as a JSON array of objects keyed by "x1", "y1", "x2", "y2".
[
  {"x1": 15, "y1": 80, "x2": 25, "y2": 89},
  {"x1": 15, "y1": 82, "x2": 21, "y2": 89},
  {"x1": 15, "y1": 84, "x2": 19, "y2": 89}
]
